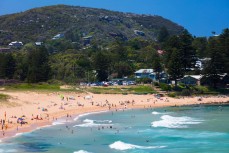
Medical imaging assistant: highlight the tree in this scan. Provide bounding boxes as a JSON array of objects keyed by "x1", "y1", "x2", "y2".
[
  {"x1": 163, "y1": 35, "x2": 182, "y2": 67},
  {"x1": 27, "y1": 46, "x2": 50, "y2": 83},
  {"x1": 152, "y1": 52, "x2": 162, "y2": 81},
  {"x1": 167, "y1": 49, "x2": 184, "y2": 86},
  {"x1": 203, "y1": 38, "x2": 225, "y2": 88},
  {"x1": 114, "y1": 62, "x2": 133, "y2": 78},
  {"x1": 218, "y1": 28, "x2": 229, "y2": 73},
  {"x1": 158, "y1": 26, "x2": 169, "y2": 43},
  {"x1": 192, "y1": 37, "x2": 208, "y2": 58},
  {"x1": 179, "y1": 30, "x2": 197, "y2": 72},
  {"x1": 0, "y1": 53, "x2": 16, "y2": 79},
  {"x1": 93, "y1": 51, "x2": 111, "y2": 81}
]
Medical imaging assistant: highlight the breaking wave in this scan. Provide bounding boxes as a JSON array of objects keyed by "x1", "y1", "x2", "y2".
[
  {"x1": 152, "y1": 115, "x2": 203, "y2": 128},
  {"x1": 73, "y1": 119, "x2": 113, "y2": 127},
  {"x1": 109, "y1": 141, "x2": 166, "y2": 151}
]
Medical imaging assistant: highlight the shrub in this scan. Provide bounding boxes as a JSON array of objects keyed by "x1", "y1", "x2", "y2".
[
  {"x1": 180, "y1": 89, "x2": 192, "y2": 96},
  {"x1": 159, "y1": 83, "x2": 171, "y2": 91},
  {"x1": 136, "y1": 78, "x2": 152, "y2": 84},
  {"x1": 154, "y1": 82, "x2": 159, "y2": 86},
  {"x1": 168, "y1": 92, "x2": 176, "y2": 97}
]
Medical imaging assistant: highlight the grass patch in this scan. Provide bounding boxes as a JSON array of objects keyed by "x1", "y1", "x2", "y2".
[
  {"x1": 0, "y1": 93, "x2": 10, "y2": 101},
  {"x1": 3, "y1": 83, "x2": 83, "y2": 92},
  {"x1": 87, "y1": 85, "x2": 156, "y2": 94}
]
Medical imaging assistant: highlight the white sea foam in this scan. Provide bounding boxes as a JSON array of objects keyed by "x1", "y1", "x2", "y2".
[
  {"x1": 152, "y1": 111, "x2": 166, "y2": 115},
  {"x1": 73, "y1": 150, "x2": 92, "y2": 153},
  {"x1": 15, "y1": 133, "x2": 23, "y2": 137},
  {"x1": 109, "y1": 141, "x2": 166, "y2": 151},
  {"x1": 73, "y1": 119, "x2": 113, "y2": 127},
  {"x1": 0, "y1": 149, "x2": 17, "y2": 153},
  {"x1": 74, "y1": 110, "x2": 109, "y2": 121},
  {"x1": 152, "y1": 115, "x2": 203, "y2": 128},
  {"x1": 52, "y1": 119, "x2": 70, "y2": 125}
]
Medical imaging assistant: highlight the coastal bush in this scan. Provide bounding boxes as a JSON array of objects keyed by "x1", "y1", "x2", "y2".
[
  {"x1": 168, "y1": 92, "x2": 176, "y2": 97},
  {"x1": 172, "y1": 85, "x2": 183, "y2": 91},
  {"x1": 180, "y1": 89, "x2": 192, "y2": 96},
  {"x1": 153, "y1": 82, "x2": 159, "y2": 86},
  {"x1": 159, "y1": 83, "x2": 171, "y2": 91}
]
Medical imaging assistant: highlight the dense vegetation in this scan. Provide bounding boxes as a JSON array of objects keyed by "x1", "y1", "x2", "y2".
[
  {"x1": 0, "y1": 5, "x2": 228, "y2": 91},
  {"x1": 0, "y1": 28, "x2": 228, "y2": 87}
]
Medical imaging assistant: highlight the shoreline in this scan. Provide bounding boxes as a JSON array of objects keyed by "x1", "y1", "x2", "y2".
[{"x1": 1, "y1": 91, "x2": 229, "y2": 141}]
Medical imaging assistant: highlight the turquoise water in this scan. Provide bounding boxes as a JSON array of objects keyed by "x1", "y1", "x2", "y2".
[{"x1": 0, "y1": 105, "x2": 229, "y2": 153}]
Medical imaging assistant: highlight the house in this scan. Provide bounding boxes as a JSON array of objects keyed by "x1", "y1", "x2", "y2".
[
  {"x1": 52, "y1": 33, "x2": 64, "y2": 40},
  {"x1": 134, "y1": 30, "x2": 145, "y2": 36},
  {"x1": 135, "y1": 69, "x2": 169, "y2": 82},
  {"x1": 83, "y1": 36, "x2": 93, "y2": 46},
  {"x1": 180, "y1": 75, "x2": 203, "y2": 85},
  {"x1": 135, "y1": 69, "x2": 154, "y2": 79},
  {"x1": 8, "y1": 41, "x2": 23, "y2": 47},
  {"x1": 35, "y1": 42, "x2": 43, "y2": 46}
]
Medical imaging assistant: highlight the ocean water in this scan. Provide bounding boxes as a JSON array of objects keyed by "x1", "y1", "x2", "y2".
[{"x1": 0, "y1": 105, "x2": 229, "y2": 153}]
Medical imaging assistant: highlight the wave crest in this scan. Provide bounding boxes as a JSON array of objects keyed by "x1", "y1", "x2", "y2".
[
  {"x1": 152, "y1": 115, "x2": 203, "y2": 128},
  {"x1": 73, "y1": 119, "x2": 113, "y2": 127},
  {"x1": 109, "y1": 141, "x2": 166, "y2": 150},
  {"x1": 73, "y1": 150, "x2": 92, "y2": 153}
]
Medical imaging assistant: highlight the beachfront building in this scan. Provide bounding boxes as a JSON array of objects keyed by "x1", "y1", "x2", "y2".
[
  {"x1": 179, "y1": 75, "x2": 203, "y2": 85},
  {"x1": 134, "y1": 69, "x2": 169, "y2": 82},
  {"x1": 135, "y1": 69, "x2": 154, "y2": 79}
]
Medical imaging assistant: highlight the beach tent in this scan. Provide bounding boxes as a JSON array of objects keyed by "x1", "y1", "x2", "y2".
[{"x1": 85, "y1": 95, "x2": 92, "y2": 100}]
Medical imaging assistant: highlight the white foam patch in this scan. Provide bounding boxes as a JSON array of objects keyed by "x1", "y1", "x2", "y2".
[
  {"x1": 15, "y1": 133, "x2": 23, "y2": 137},
  {"x1": 73, "y1": 119, "x2": 113, "y2": 128},
  {"x1": 109, "y1": 141, "x2": 166, "y2": 151},
  {"x1": 52, "y1": 119, "x2": 70, "y2": 125},
  {"x1": 74, "y1": 110, "x2": 109, "y2": 121},
  {"x1": 73, "y1": 150, "x2": 92, "y2": 153},
  {"x1": 152, "y1": 111, "x2": 166, "y2": 115},
  {"x1": 152, "y1": 115, "x2": 203, "y2": 128},
  {"x1": 0, "y1": 149, "x2": 17, "y2": 153}
]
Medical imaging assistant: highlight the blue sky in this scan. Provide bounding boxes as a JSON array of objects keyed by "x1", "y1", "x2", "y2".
[{"x1": 0, "y1": 0, "x2": 228, "y2": 37}]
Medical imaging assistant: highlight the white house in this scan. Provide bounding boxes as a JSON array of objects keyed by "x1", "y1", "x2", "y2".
[{"x1": 8, "y1": 41, "x2": 23, "y2": 47}]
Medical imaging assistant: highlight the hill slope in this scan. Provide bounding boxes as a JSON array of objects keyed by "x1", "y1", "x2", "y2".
[{"x1": 0, "y1": 5, "x2": 184, "y2": 46}]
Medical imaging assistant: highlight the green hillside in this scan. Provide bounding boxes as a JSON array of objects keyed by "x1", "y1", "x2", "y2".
[{"x1": 0, "y1": 5, "x2": 184, "y2": 47}]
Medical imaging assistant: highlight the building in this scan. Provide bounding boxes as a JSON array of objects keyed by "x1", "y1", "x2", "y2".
[
  {"x1": 52, "y1": 34, "x2": 64, "y2": 40},
  {"x1": 8, "y1": 41, "x2": 23, "y2": 47},
  {"x1": 135, "y1": 69, "x2": 169, "y2": 82},
  {"x1": 35, "y1": 42, "x2": 43, "y2": 46},
  {"x1": 134, "y1": 30, "x2": 145, "y2": 36},
  {"x1": 135, "y1": 69, "x2": 154, "y2": 79},
  {"x1": 83, "y1": 36, "x2": 93, "y2": 46},
  {"x1": 180, "y1": 75, "x2": 203, "y2": 85}
]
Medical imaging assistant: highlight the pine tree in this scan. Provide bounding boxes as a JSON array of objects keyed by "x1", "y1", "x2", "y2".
[
  {"x1": 27, "y1": 46, "x2": 50, "y2": 83},
  {"x1": 93, "y1": 51, "x2": 111, "y2": 81},
  {"x1": 203, "y1": 38, "x2": 224, "y2": 88},
  {"x1": 168, "y1": 49, "x2": 184, "y2": 86},
  {"x1": 179, "y1": 30, "x2": 196, "y2": 72}
]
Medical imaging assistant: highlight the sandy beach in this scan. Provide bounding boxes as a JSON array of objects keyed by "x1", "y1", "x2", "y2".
[{"x1": 0, "y1": 91, "x2": 229, "y2": 140}]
